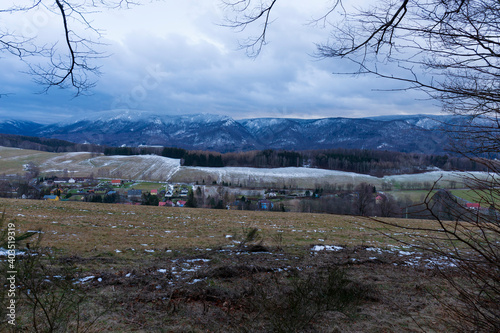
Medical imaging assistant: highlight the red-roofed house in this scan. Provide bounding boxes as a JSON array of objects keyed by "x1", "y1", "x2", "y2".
[
  {"x1": 466, "y1": 203, "x2": 481, "y2": 210},
  {"x1": 176, "y1": 200, "x2": 187, "y2": 207},
  {"x1": 111, "y1": 180, "x2": 123, "y2": 186},
  {"x1": 151, "y1": 189, "x2": 158, "y2": 195}
]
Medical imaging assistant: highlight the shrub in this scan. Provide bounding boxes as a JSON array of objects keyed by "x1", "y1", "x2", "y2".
[{"x1": 256, "y1": 267, "x2": 369, "y2": 332}]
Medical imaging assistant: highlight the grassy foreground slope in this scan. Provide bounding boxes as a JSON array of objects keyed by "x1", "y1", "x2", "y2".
[
  {"x1": 4, "y1": 198, "x2": 428, "y2": 255},
  {"x1": 1, "y1": 198, "x2": 467, "y2": 332}
]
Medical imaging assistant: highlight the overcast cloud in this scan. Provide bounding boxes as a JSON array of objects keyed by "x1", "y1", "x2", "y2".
[{"x1": 0, "y1": 1, "x2": 441, "y2": 123}]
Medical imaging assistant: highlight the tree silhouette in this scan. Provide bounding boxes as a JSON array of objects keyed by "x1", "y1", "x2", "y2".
[
  {"x1": 224, "y1": 1, "x2": 500, "y2": 330},
  {"x1": 0, "y1": 0, "x2": 137, "y2": 95}
]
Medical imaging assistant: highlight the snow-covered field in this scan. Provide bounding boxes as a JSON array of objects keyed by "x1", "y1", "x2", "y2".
[
  {"x1": 42, "y1": 152, "x2": 181, "y2": 180},
  {"x1": 171, "y1": 166, "x2": 377, "y2": 187},
  {"x1": 173, "y1": 166, "x2": 492, "y2": 189}
]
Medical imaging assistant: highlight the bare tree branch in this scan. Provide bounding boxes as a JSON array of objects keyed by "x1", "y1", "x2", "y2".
[
  {"x1": 223, "y1": 1, "x2": 500, "y2": 330},
  {"x1": 0, "y1": 0, "x2": 142, "y2": 96},
  {"x1": 221, "y1": 0, "x2": 279, "y2": 57}
]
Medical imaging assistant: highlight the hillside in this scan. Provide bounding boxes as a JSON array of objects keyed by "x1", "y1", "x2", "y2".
[{"x1": 0, "y1": 146, "x2": 487, "y2": 189}]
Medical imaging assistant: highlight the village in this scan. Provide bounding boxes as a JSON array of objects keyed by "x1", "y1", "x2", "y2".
[
  {"x1": 34, "y1": 175, "x2": 319, "y2": 211},
  {"x1": 0, "y1": 167, "x2": 489, "y2": 218}
]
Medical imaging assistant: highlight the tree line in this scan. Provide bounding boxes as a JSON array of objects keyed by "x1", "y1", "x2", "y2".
[
  {"x1": 0, "y1": 134, "x2": 102, "y2": 153},
  {"x1": 83, "y1": 145, "x2": 496, "y2": 175},
  {"x1": 220, "y1": 148, "x2": 489, "y2": 175}
]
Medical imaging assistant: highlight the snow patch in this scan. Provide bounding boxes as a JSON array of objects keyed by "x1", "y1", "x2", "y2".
[{"x1": 311, "y1": 245, "x2": 343, "y2": 252}]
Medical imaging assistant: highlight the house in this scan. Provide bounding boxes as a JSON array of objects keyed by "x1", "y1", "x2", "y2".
[
  {"x1": 150, "y1": 189, "x2": 158, "y2": 196},
  {"x1": 43, "y1": 195, "x2": 59, "y2": 201},
  {"x1": 176, "y1": 200, "x2": 187, "y2": 207},
  {"x1": 165, "y1": 190, "x2": 173, "y2": 197},
  {"x1": 258, "y1": 199, "x2": 273, "y2": 210},
  {"x1": 179, "y1": 188, "x2": 189, "y2": 197},
  {"x1": 159, "y1": 200, "x2": 174, "y2": 207},
  {"x1": 43, "y1": 180, "x2": 54, "y2": 186},
  {"x1": 466, "y1": 203, "x2": 481, "y2": 210},
  {"x1": 127, "y1": 189, "x2": 142, "y2": 200},
  {"x1": 111, "y1": 179, "x2": 123, "y2": 186},
  {"x1": 375, "y1": 195, "x2": 386, "y2": 205},
  {"x1": 54, "y1": 177, "x2": 71, "y2": 184},
  {"x1": 266, "y1": 191, "x2": 278, "y2": 198}
]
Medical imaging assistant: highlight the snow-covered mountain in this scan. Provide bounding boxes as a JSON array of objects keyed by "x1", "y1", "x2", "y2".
[
  {"x1": 0, "y1": 111, "x2": 454, "y2": 153},
  {"x1": 0, "y1": 120, "x2": 45, "y2": 136}
]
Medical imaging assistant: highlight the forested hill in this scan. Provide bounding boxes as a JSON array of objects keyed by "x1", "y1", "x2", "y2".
[
  {"x1": 104, "y1": 146, "x2": 489, "y2": 176},
  {"x1": 0, "y1": 133, "x2": 103, "y2": 153}
]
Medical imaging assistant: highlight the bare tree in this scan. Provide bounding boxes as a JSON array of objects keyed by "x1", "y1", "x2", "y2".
[
  {"x1": 223, "y1": 1, "x2": 500, "y2": 330},
  {"x1": 223, "y1": 1, "x2": 500, "y2": 119},
  {"x1": 0, "y1": 0, "x2": 138, "y2": 95},
  {"x1": 353, "y1": 182, "x2": 375, "y2": 216}
]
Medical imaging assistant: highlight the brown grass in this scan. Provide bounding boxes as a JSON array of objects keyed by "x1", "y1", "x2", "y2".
[
  {"x1": 0, "y1": 198, "x2": 469, "y2": 332},
  {"x1": 2, "y1": 198, "x2": 445, "y2": 257}
]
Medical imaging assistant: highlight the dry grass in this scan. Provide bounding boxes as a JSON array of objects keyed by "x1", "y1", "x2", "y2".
[
  {"x1": 2, "y1": 198, "x2": 446, "y2": 257},
  {"x1": 0, "y1": 147, "x2": 57, "y2": 175},
  {"x1": 0, "y1": 198, "x2": 475, "y2": 332}
]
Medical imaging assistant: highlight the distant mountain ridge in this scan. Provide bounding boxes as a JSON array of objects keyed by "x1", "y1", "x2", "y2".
[{"x1": 0, "y1": 111, "x2": 455, "y2": 154}]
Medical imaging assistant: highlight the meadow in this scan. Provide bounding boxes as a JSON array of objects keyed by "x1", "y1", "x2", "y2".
[
  {"x1": 2, "y1": 198, "x2": 451, "y2": 256},
  {"x1": 0, "y1": 198, "x2": 472, "y2": 332}
]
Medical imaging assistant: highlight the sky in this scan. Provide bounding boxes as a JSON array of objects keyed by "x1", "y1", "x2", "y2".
[{"x1": 0, "y1": 0, "x2": 441, "y2": 124}]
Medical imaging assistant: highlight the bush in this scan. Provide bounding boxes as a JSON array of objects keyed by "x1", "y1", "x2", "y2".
[
  {"x1": 255, "y1": 267, "x2": 369, "y2": 332},
  {"x1": 0, "y1": 210, "x2": 107, "y2": 332}
]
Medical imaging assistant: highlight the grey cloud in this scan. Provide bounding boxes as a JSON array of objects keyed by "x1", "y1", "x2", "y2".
[{"x1": 0, "y1": 1, "x2": 440, "y2": 123}]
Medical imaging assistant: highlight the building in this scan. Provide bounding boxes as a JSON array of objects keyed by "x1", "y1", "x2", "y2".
[
  {"x1": 127, "y1": 189, "x2": 142, "y2": 201},
  {"x1": 258, "y1": 199, "x2": 273, "y2": 210},
  {"x1": 43, "y1": 195, "x2": 59, "y2": 201},
  {"x1": 466, "y1": 203, "x2": 481, "y2": 210},
  {"x1": 54, "y1": 177, "x2": 71, "y2": 184}
]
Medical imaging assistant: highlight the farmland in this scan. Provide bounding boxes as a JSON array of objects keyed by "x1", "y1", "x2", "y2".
[
  {"x1": 0, "y1": 146, "x2": 489, "y2": 190},
  {"x1": 0, "y1": 198, "x2": 472, "y2": 332}
]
